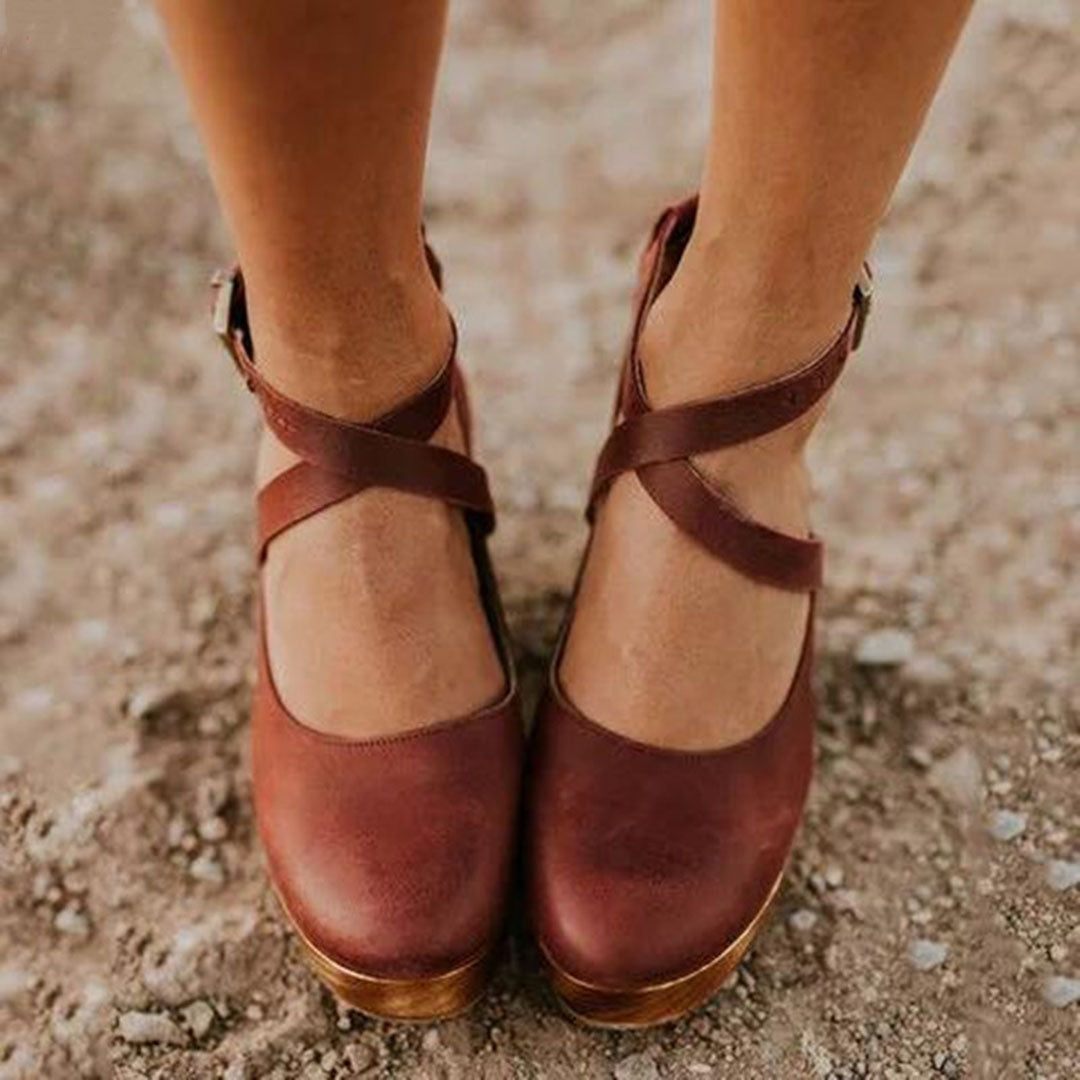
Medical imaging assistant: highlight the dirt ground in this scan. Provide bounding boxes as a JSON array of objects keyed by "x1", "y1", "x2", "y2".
[{"x1": 1, "y1": 1, "x2": 1078, "y2": 1077}]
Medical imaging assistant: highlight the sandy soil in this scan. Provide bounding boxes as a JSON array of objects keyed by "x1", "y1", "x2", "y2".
[{"x1": 1, "y1": 1, "x2": 1078, "y2": 1077}]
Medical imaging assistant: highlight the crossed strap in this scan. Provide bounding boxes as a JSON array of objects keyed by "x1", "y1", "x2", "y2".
[
  {"x1": 211, "y1": 265, "x2": 495, "y2": 562},
  {"x1": 588, "y1": 199, "x2": 872, "y2": 593}
]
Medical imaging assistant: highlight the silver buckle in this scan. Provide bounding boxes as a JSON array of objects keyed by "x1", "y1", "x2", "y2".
[
  {"x1": 210, "y1": 268, "x2": 236, "y2": 342},
  {"x1": 852, "y1": 265, "x2": 873, "y2": 350}
]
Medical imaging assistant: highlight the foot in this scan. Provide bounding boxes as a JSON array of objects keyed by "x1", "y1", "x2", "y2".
[
  {"x1": 255, "y1": 288, "x2": 505, "y2": 740},
  {"x1": 560, "y1": 245, "x2": 853, "y2": 752}
]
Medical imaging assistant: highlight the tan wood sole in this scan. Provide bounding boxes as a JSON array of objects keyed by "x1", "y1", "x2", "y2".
[
  {"x1": 275, "y1": 890, "x2": 495, "y2": 1022},
  {"x1": 541, "y1": 871, "x2": 785, "y2": 1029}
]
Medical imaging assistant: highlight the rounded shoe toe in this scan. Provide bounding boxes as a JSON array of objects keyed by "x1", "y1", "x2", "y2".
[{"x1": 256, "y1": 701, "x2": 522, "y2": 981}]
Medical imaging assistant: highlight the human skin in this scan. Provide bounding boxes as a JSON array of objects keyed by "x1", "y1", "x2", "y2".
[
  {"x1": 156, "y1": 0, "x2": 973, "y2": 746},
  {"x1": 562, "y1": 0, "x2": 974, "y2": 749},
  {"x1": 156, "y1": 0, "x2": 504, "y2": 737}
]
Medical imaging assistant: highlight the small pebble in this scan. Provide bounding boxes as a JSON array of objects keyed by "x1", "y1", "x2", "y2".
[
  {"x1": 344, "y1": 1044, "x2": 376, "y2": 1072},
  {"x1": 929, "y1": 746, "x2": 982, "y2": 807},
  {"x1": 189, "y1": 852, "x2": 226, "y2": 886},
  {"x1": 855, "y1": 628, "x2": 914, "y2": 667},
  {"x1": 788, "y1": 909, "x2": 818, "y2": 933},
  {"x1": 1046, "y1": 860, "x2": 1080, "y2": 892},
  {"x1": 182, "y1": 1000, "x2": 216, "y2": 1039},
  {"x1": 54, "y1": 906, "x2": 91, "y2": 939},
  {"x1": 118, "y1": 1010, "x2": 188, "y2": 1045},
  {"x1": 198, "y1": 816, "x2": 229, "y2": 842},
  {"x1": 614, "y1": 1053, "x2": 660, "y2": 1080},
  {"x1": 989, "y1": 809, "x2": 1027, "y2": 842},
  {"x1": 1042, "y1": 975, "x2": 1080, "y2": 1009},
  {"x1": 909, "y1": 939, "x2": 948, "y2": 972},
  {"x1": 906, "y1": 745, "x2": 934, "y2": 770}
]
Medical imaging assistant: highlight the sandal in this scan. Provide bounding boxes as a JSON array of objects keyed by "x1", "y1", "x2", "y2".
[
  {"x1": 526, "y1": 196, "x2": 871, "y2": 1028},
  {"x1": 212, "y1": 248, "x2": 522, "y2": 1021}
]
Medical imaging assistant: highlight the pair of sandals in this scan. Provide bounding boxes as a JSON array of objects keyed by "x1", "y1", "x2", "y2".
[{"x1": 213, "y1": 196, "x2": 872, "y2": 1028}]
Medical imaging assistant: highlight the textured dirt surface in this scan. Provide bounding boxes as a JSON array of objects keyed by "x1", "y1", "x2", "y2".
[{"x1": 1, "y1": 1, "x2": 1078, "y2": 1078}]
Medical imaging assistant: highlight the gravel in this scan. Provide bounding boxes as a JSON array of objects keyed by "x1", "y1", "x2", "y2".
[
  {"x1": 789, "y1": 909, "x2": 819, "y2": 933},
  {"x1": 909, "y1": 940, "x2": 949, "y2": 972},
  {"x1": 928, "y1": 746, "x2": 983, "y2": 807},
  {"x1": 1042, "y1": 976, "x2": 1080, "y2": 1009},
  {"x1": 3, "y1": 3, "x2": 1078, "y2": 1079},
  {"x1": 855, "y1": 628, "x2": 915, "y2": 667},
  {"x1": 181, "y1": 1000, "x2": 216, "y2": 1040},
  {"x1": 1046, "y1": 860, "x2": 1080, "y2": 892},
  {"x1": 117, "y1": 1010, "x2": 188, "y2": 1046},
  {"x1": 54, "y1": 906, "x2": 91, "y2": 939},
  {"x1": 989, "y1": 809, "x2": 1027, "y2": 842},
  {"x1": 614, "y1": 1053, "x2": 661, "y2": 1080}
]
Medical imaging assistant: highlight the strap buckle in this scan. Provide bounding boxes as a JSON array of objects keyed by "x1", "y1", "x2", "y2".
[
  {"x1": 852, "y1": 265, "x2": 874, "y2": 351},
  {"x1": 210, "y1": 268, "x2": 236, "y2": 342},
  {"x1": 210, "y1": 267, "x2": 258, "y2": 392}
]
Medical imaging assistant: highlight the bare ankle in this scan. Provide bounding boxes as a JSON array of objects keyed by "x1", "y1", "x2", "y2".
[
  {"x1": 639, "y1": 227, "x2": 858, "y2": 409},
  {"x1": 245, "y1": 262, "x2": 452, "y2": 421}
]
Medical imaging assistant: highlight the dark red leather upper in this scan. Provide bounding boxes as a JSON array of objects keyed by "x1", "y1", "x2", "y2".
[
  {"x1": 215, "y1": 260, "x2": 522, "y2": 980},
  {"x1": 527, "y1": 196, "x2": 870, "y2": 987}
]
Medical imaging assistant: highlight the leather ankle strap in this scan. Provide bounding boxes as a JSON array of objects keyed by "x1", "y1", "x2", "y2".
[
  {"x1": 588, "y1": 197, "x2": 872, "y2": 592},
  {"x1": 211, "y1": 262, "x2": 495, "y2": 560}
]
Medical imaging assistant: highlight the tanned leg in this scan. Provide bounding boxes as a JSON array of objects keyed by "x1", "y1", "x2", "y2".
[
  {"x1": 157, "y1": 0, "x2": 504, "y2": 736},
  {"x1": 562, "y1": 0, "x2": 973, "y2": 749}
]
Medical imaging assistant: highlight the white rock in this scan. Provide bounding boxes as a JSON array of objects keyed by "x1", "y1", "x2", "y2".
[
  {"x1": 198, "y1": 816, "x2": 229, "y2": 843},
  {"x1": 928, "y1": 746, "x2": 982, "y2": 807},
  {"x1": 614, "y1": 1054, "x2": 660, "y2": 1080},
  {"x1": 1046, "y1": 860, "x2": 1080, "y2": 892},
  {"x1": 118, "y1": 1010, "x2": 188, "y2": 1045},
  {"x1": 855, "y1": 628, "x2": 915, "y2": 667},
  {"x1": 54, "y1": 906, "x2": 91, "y2": 939},
  {"x1": 189, "y1": 851, "x2": 226, "y2": 885},
  {"x1": 989, "y1": 809, "x2": 1027, "y2": 842},
  {"x1": 181, "y1": 1000, "x2": 216, "y2": 1039},
  {"x1": 788, "y1": 909, "x2": 818, "y2": 933},
  {"x1": 1042, "y1": 976, "x2": 1080, "y2": 1009},
  {"x1": 909, "y1": 939, "x2": 948, "y2": 972}
]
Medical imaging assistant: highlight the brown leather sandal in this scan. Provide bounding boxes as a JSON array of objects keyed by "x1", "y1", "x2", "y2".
[
  {"x1": 212, "y1": 250, "x2": 522, "y2": 1021},
  {"x1": 526, "y1": 196, "x2": 871, "y2": 1028}
]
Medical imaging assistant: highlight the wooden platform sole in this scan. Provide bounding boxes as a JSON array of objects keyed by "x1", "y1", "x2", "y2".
[
  {"x1": 541, "y1": 871, "x2": 784, "y2": 1029},
  {"x1": 276, "y1": 891, "x2": 494, "y2": 1022}
]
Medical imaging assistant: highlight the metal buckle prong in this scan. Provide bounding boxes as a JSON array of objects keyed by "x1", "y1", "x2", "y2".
[{"x1": 852, "y1": 265, "x2": 874, "y2": 350}]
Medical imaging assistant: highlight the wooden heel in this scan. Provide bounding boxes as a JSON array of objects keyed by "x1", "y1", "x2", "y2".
[
  {"x1": 279, "y1": 891, "x2": 495, "y2": 1022},
  {"x1": 542, "y1": 871, "x2": 783, "y2": 1030}
]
